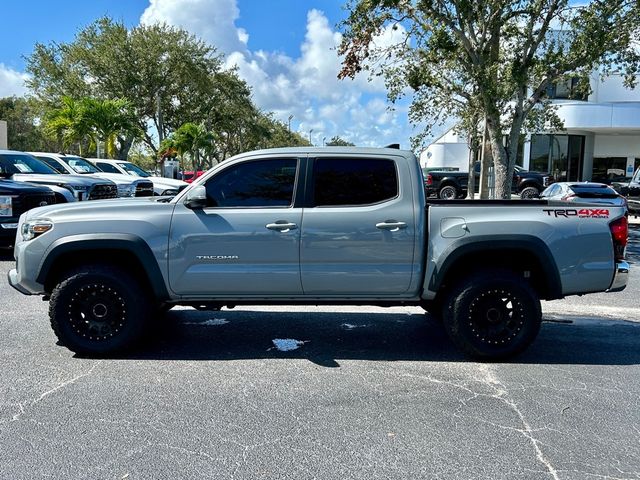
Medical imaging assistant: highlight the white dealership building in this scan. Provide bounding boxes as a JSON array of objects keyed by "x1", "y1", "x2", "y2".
[{"x1": 421, "y1": 74, "x2": 640, "y2": 183}]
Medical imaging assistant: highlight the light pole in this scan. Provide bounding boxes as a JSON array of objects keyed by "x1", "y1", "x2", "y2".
[
  {"x1": 288, "y1": 114, "x2": 293, "y2": 132},
  {"x1": 322, "y1": 136, "x2": 326, "y2": 147},
  {"x1": 309, "y1": 129, "x2": 314, "y2": 145}
]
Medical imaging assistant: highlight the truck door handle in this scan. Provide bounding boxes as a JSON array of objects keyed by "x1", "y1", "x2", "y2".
[
  {"x1": 266, "y1": 222, "x2": 298, "y2": 232},
  {"x1": 376, "y1": 221, "x2": 407, "y2": 232}
]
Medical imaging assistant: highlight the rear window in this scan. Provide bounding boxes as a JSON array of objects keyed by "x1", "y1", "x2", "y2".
[
  {"x1": 569, "y1": 184, "x2": 618, "y2": 198},
  {"x1": 313, "y1": 157, "x2": 398, "y2": 206}
]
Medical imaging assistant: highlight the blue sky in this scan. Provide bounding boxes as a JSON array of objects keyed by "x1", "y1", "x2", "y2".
[{"x1": 0, "y1": 0, "x2": 418, "y2": 150}]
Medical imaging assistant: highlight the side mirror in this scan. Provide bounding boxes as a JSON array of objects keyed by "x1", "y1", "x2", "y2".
[{"x1": 184, "y1": 185, "x2": 208, "y2": 209}]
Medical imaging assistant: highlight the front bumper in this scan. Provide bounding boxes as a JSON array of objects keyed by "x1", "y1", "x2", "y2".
[
  {"x1": 8, "y1": 268, "x2": 32, "y2": 295},
  {"x1": 8, "y1": 238, "x2": 46, "y2": 296},
  {"x1": 608, "y1": 261, "x2": 629, "y2": 292}
]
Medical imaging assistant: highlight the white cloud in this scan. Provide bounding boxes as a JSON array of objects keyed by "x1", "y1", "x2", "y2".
[
  {"x1": 0, "y1": 64, "x2": 29, "y2": 98},
  {"x1": 140, "y1": 0, "x2": 414, "y2": 148},
  {"x1": 140, "y1": 0, "x2": 248, "y2": 55}
]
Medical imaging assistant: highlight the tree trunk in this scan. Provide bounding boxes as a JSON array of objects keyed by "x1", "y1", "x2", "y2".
[{"x1": 117, "y1": 136, "x2": 134, "y2": 160}]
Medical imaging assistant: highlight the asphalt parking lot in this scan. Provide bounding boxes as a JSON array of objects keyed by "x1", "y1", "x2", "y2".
[{"x1": 1, "y1": 229, "x2": 639, "y2": 480}]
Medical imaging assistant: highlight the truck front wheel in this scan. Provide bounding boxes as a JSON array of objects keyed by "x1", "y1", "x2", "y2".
[
  {"x1": 49, "y1": 265, "x2": 150, "y2": 356},
  {"x1": 443, "y1": 270, "x2": 541, "y2": 360}
]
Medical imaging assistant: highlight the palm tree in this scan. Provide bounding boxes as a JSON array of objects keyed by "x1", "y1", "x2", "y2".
[
  {"x1": 81, "y1": 98, "x2": 141, "y2": 158},
  {"x1": 44, "y1": 97, "x2": 93, "y2": 154},
  {"x1": 45, "y1": 97, "x2": 142, "y2": 158},
  {"x1": 171, "y1": 123, "x2": 216, "y2": 171}
]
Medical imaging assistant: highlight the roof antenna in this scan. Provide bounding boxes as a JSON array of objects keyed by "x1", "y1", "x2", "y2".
[{"x1": 385, "y1": 143, "x2": 400, "y2": 149}]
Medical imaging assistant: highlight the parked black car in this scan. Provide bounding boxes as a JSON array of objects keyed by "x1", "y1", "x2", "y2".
[
  {"x1": 424, "y1": 163, "x2": 552, "y2": 199},
  {"x1": 0, "y1": 178, "x2": 58, "y2": 247}
]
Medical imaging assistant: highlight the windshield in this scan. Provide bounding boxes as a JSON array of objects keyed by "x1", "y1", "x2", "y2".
[
  {"x1": 118, "y1": 162, "x2": 150, "y2": 177},
  {"x1": 65, "y1": 156, "x2": 102, "y2": 174},
  {"x1": 0, "y1": 153, "x2": 58, "y2": 175}
]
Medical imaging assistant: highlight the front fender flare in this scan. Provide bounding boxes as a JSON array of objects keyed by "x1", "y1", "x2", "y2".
[{"x1": 36, "y1": 233, "x2": 169, "y2": 300}]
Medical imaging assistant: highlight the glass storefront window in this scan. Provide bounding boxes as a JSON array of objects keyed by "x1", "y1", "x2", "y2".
[
  {"x1": 530, "y1": 135, "x2": 550, "y2": 172},
  {"x1": 529, "y1": 134, "x2": 584, "y2": 181},
  {"x1": 550, "y1": 135, "x2": 568, "y2": 181},
  {"x1": 592, "y1": 157, "x2": 640, "y2": 183}
]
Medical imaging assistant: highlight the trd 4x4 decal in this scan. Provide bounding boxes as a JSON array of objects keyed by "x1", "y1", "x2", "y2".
[{"x1": 543, "y1": 208, "x2": 610, "y2": 218}]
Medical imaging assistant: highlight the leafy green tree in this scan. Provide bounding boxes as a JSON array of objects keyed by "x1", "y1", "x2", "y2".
[
  {"x1": 0, "y1": 96, "x2": 51, "y2": 151},
  {"x1": 326, "y1": 136, "x2": 355, "y2": 147},
  {"x1": 339, "y1": 0, "x2": 640, "y2": 198},
  {"x1": 26, "y1": 17, "x2": 226, "y2": 159}
]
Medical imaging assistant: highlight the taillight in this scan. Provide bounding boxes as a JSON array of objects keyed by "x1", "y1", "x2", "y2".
[
  {"x1": 610, "y1": 216, "x2": 628, "y2": 261},
  {"x1": 425, "y1": 174, "x2": 433, "y2": 186}
]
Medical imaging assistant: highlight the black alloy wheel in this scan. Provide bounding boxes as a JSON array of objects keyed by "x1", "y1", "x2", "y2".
[
  {"x1": 443, "y1": 270, "x2": 541, "y2": 359},
  {"x1": 49, "y1": 265, "x2": 150, "y2": 356}
]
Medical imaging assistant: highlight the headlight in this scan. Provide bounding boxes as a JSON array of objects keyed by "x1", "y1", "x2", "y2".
[
  {"x1": 0, "y1": 196, "x2": 13, "y2": 217},
  {"x1": 21, "y1": 220, "x2": 53, "y2": 241},
  {"x1": 117, "y1": 185, "x2": 136, "y2": 197},
  {"x1": 69, "y1": 185, "x2": 88, "y2": 191}
]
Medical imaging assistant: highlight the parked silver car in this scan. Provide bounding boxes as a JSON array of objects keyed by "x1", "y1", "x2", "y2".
[{"x1": 539, "y1": 182, "x2": 627, "y2": 208}]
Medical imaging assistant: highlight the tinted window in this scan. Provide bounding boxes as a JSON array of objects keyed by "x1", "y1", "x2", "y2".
[
  {"x1": 205, "y1": 159, "x2": 297, "y2": 207},
  {"x1": 36, "y1": 156, "x2": 67, "y2": 174},
  {"x1": 0, "y1": 153, "x2": 58, "y2": 174},
  {"x1": 569, "y1": 184, "x2": 618, "y2": 198},
  {"x1": 96, "y1": 162, "x2": 121, "y2": 174},
  {"x1": 313, "y1": 158, "x2": 398, "y2": 206}
]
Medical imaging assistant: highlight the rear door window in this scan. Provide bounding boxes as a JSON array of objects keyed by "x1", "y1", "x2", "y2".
[{"x1": 312, "y1": 157, "x2": 398, "y2": 206}]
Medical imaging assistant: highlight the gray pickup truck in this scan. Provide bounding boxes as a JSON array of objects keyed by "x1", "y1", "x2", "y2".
[{"x1": 8, "y1": 147, "x2": 629, "y2": 360}]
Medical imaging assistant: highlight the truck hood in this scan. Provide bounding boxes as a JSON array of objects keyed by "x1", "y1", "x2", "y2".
[
  {"x1": 86, "y1": 172, "x2": 141, "y2": 186},
  {"x1": 149, "y1": 176, "x2": 188, "y2": 187},
  {"x1": 22, "y1": 196, "x2": 169, "y2": 221},
  {"x1": 12, "y1": 173, "x2": 114, "y2": 187},
  {"x1": 0, "y1": 179, "x2": 54, "y2": 195}
]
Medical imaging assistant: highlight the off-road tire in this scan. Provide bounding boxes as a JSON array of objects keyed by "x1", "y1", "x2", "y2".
[
  {"x1": 49, "y1": 265, "x2": 151, "y2": 356},
  {"x1": 439, "y1": 185, "x2": 459, "y2": 200},
  {"x1": 443, "y1": 270, "x2": 541, "y2": 360}
]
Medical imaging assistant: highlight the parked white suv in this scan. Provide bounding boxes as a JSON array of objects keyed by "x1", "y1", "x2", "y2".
[
  {"x1": 89, "y1": 158, "x2": 187, "y2": 196},
  {"x1": 30, "y1": 153, "x2": 154, "y2": 198}
]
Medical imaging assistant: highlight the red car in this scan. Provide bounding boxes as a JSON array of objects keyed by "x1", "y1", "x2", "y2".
[{"x1": 181, "y1": 170, "x2": 204, "y2": 183}]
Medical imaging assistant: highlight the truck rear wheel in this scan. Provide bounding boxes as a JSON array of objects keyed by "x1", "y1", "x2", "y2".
[
  {"x1": 443, "y1": 270, "x2": 541, "y2": 360},
  {"x1": 439, "y1": 185, "x2": 458, "y2": 200},
  {"x1": 49, "y1": 265, "x2": 150, "y2": 356}
]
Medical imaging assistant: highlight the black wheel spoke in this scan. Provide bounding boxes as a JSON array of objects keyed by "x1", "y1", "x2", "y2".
[{"x1": 67, "y1": 283, "x2": 126, "y2": 341}]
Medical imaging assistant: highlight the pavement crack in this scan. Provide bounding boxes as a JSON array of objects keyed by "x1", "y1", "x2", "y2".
[
  {"x1": 481, "y1": 367, "x2": 560, "y2": 480},
  {"x1": 403, "y1": 366, "x2": 560, "y2": 479},
  {"x1": 8, "y1": 361, "x2": 102, "y2": 423}
]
